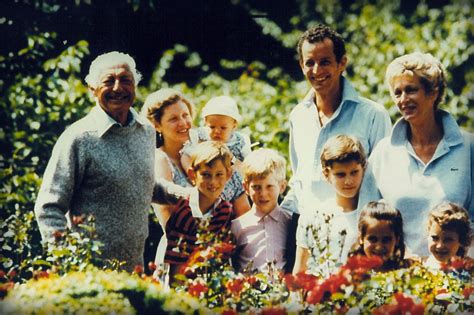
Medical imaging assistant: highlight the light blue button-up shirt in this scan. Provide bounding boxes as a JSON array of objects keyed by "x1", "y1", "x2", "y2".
[
  {"x1": 281, "y1": 77, "x2": 391, "y2": 214},
  {"x1": 365, "y1": 110, "x2": 473, "y2": 256}
]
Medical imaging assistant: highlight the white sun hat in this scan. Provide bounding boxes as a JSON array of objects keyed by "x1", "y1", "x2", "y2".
[{"x1": 201, "y1": 95, "x2": 242, "y2": 123}]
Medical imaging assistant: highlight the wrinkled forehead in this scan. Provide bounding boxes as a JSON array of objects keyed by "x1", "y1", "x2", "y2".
[{"x1": 98, "y1": 63, "x2": 133, "y2": 79}]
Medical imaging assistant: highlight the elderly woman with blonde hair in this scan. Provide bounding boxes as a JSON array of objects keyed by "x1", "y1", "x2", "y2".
[{"x1": 364, "y1": 52, "x2": 473, "y2": 257}]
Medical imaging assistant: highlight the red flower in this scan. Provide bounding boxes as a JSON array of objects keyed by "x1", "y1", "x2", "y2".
[
  {"x1": 463, "y1": 286, "x2": 474, "y2": 299},
  {"x1": 409, "y1": 304, "x2": 425, "y2": 315},
  {"x1": 394, "y1": 292, "x2": 415, "y2": 311},
  {"x1": 449, "y1": 257, "x2": 473, "y2": 271},
  {"x1": 435, "y1": 288, "x2": 448, "y2": 295},
  {"x1": 284, "y1": 272, "x2": 319, "y2": 292},
  {"x1": 261, "y1": 306, "x2": 287, "y2": 315},
  {"x1": 33, "y1": 270, "x2": 50, "y2": 280},
  {"x1": 344, "y1": 255, "x2": 384, "y2": 272},
  {"x1": 297, "y1": 272, "x2": 319, "y2": 291},
  {"x1": 133, "y1": 265, "x2": 144, "y2": 274},
  {"x1": 306, "y1": 274, "x2": 349, "y2": 305},
  {"x1": 0, "y1": 282, "x2": 14, "y2": 294},
  {"x1": 283, "y1": 274, "x2": 301, "y2": 291},
  {"x1": 7, "y1": 269, "x2": 16, "y2": 279},
  {"x1": 226, "y1": 278, "x2": 244, "y2": 295},
  {"x1": 72, "y1": 215, "x2": 84, "y2": 225},
  {"x1": 373, "y1": 293, "x2": 424, "y2": 315},
  {"x1": 325, "y1": 274, "x2": 349, "y2": 294},
  {"x1": 52, "y1": 230, "x2": 65, "y2": 240},
  {"x1": 148, "y1": 261, "x2": 157, "y2": 271},
  {"x1": 372, "y1": 303, "x2": 400, "y2": 315},
  {"x1": 0, "y1": 270, "x2": 5, "y2": 278},
  {"x1": 188, "y1": 281, "x2": 209, "y2": 297},
  {"x1": 221, "y1": 309, "x2": 237, "y2": 315},
  {"x1": 306, "y1": 284, "x2": 325, "y2": 305},
  {"x1": 247, "y1": 275, "x2": 257, "y2": 286},
  {"x1": 214, "y1": 242, "x2": 235, "y2": 254}
]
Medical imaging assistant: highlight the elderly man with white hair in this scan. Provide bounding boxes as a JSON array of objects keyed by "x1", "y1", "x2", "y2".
[{"x1": 34, "y1": 51, "x2": 188, "y2": 271}]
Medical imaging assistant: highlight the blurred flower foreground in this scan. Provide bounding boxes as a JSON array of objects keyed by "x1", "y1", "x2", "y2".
[{"x1": 1, "y1": 215, "x2": 472, "y2": 314}]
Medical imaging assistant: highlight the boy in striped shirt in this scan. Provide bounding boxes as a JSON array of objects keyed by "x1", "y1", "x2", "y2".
[{"x1": 164, "y1": 141, "x2": 235, "y2": 284}]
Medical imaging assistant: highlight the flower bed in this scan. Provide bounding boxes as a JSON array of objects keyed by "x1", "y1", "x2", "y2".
[{"x1": 0, "y1": 267, "x2": 206, "y2": 314}]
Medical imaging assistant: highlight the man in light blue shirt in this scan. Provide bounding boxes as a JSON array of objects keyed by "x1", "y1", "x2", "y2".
[{"x1": 281, "y1": 24, "x2": 391, "y2": 214}]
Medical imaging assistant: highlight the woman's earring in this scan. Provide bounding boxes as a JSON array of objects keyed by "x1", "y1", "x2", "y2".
[{"x1": 156, "y1": 131, "x2": 163, "y2": 147}]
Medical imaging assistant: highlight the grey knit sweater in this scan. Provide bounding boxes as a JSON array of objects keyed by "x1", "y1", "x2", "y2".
[{"x1": 34, "y1": 105, "x2": 178, "y2": 271}]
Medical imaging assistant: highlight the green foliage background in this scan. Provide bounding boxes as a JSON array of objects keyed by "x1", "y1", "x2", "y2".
[{"x1": 1, "y1": 0, "x2": 472, "y2": 265}]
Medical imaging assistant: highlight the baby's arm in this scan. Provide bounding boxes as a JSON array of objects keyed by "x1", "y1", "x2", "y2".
[
  {"x1": 231, "y1": 156, "x2": 243, "y2": 173},
  {"x1": 180, "y1": 153, "x2": 192, "y2": 174}
]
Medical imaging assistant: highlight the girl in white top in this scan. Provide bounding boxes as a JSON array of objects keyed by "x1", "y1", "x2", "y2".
[{"x1": 424, "y1": 202, "x2": 472, "y2": 270}]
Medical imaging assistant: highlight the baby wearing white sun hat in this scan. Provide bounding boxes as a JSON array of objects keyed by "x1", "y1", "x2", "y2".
[
  {"x1": 180, "y1": 95, "x2": 252, "y2": 212},
  {"x1": 182, "y1": 95, "x2": 251, "y2": 168}
]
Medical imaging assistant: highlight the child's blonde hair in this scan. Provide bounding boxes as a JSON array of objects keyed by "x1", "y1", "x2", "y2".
[
  {"x1": 349, "y1": 201, "x2": 406, "y2": 269},
  {"x1": 190, "y1": 141, "x2": 233, "y2": 171},
  {"x1": 320, "y1": 135, "x2": 367, "y2": 177},
  {"x1": 241, "y1": 148, "x2": 286, "y2": 184},
  {"x1": 427, "y1": 202, "x2": 471, "y2": 257}
]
